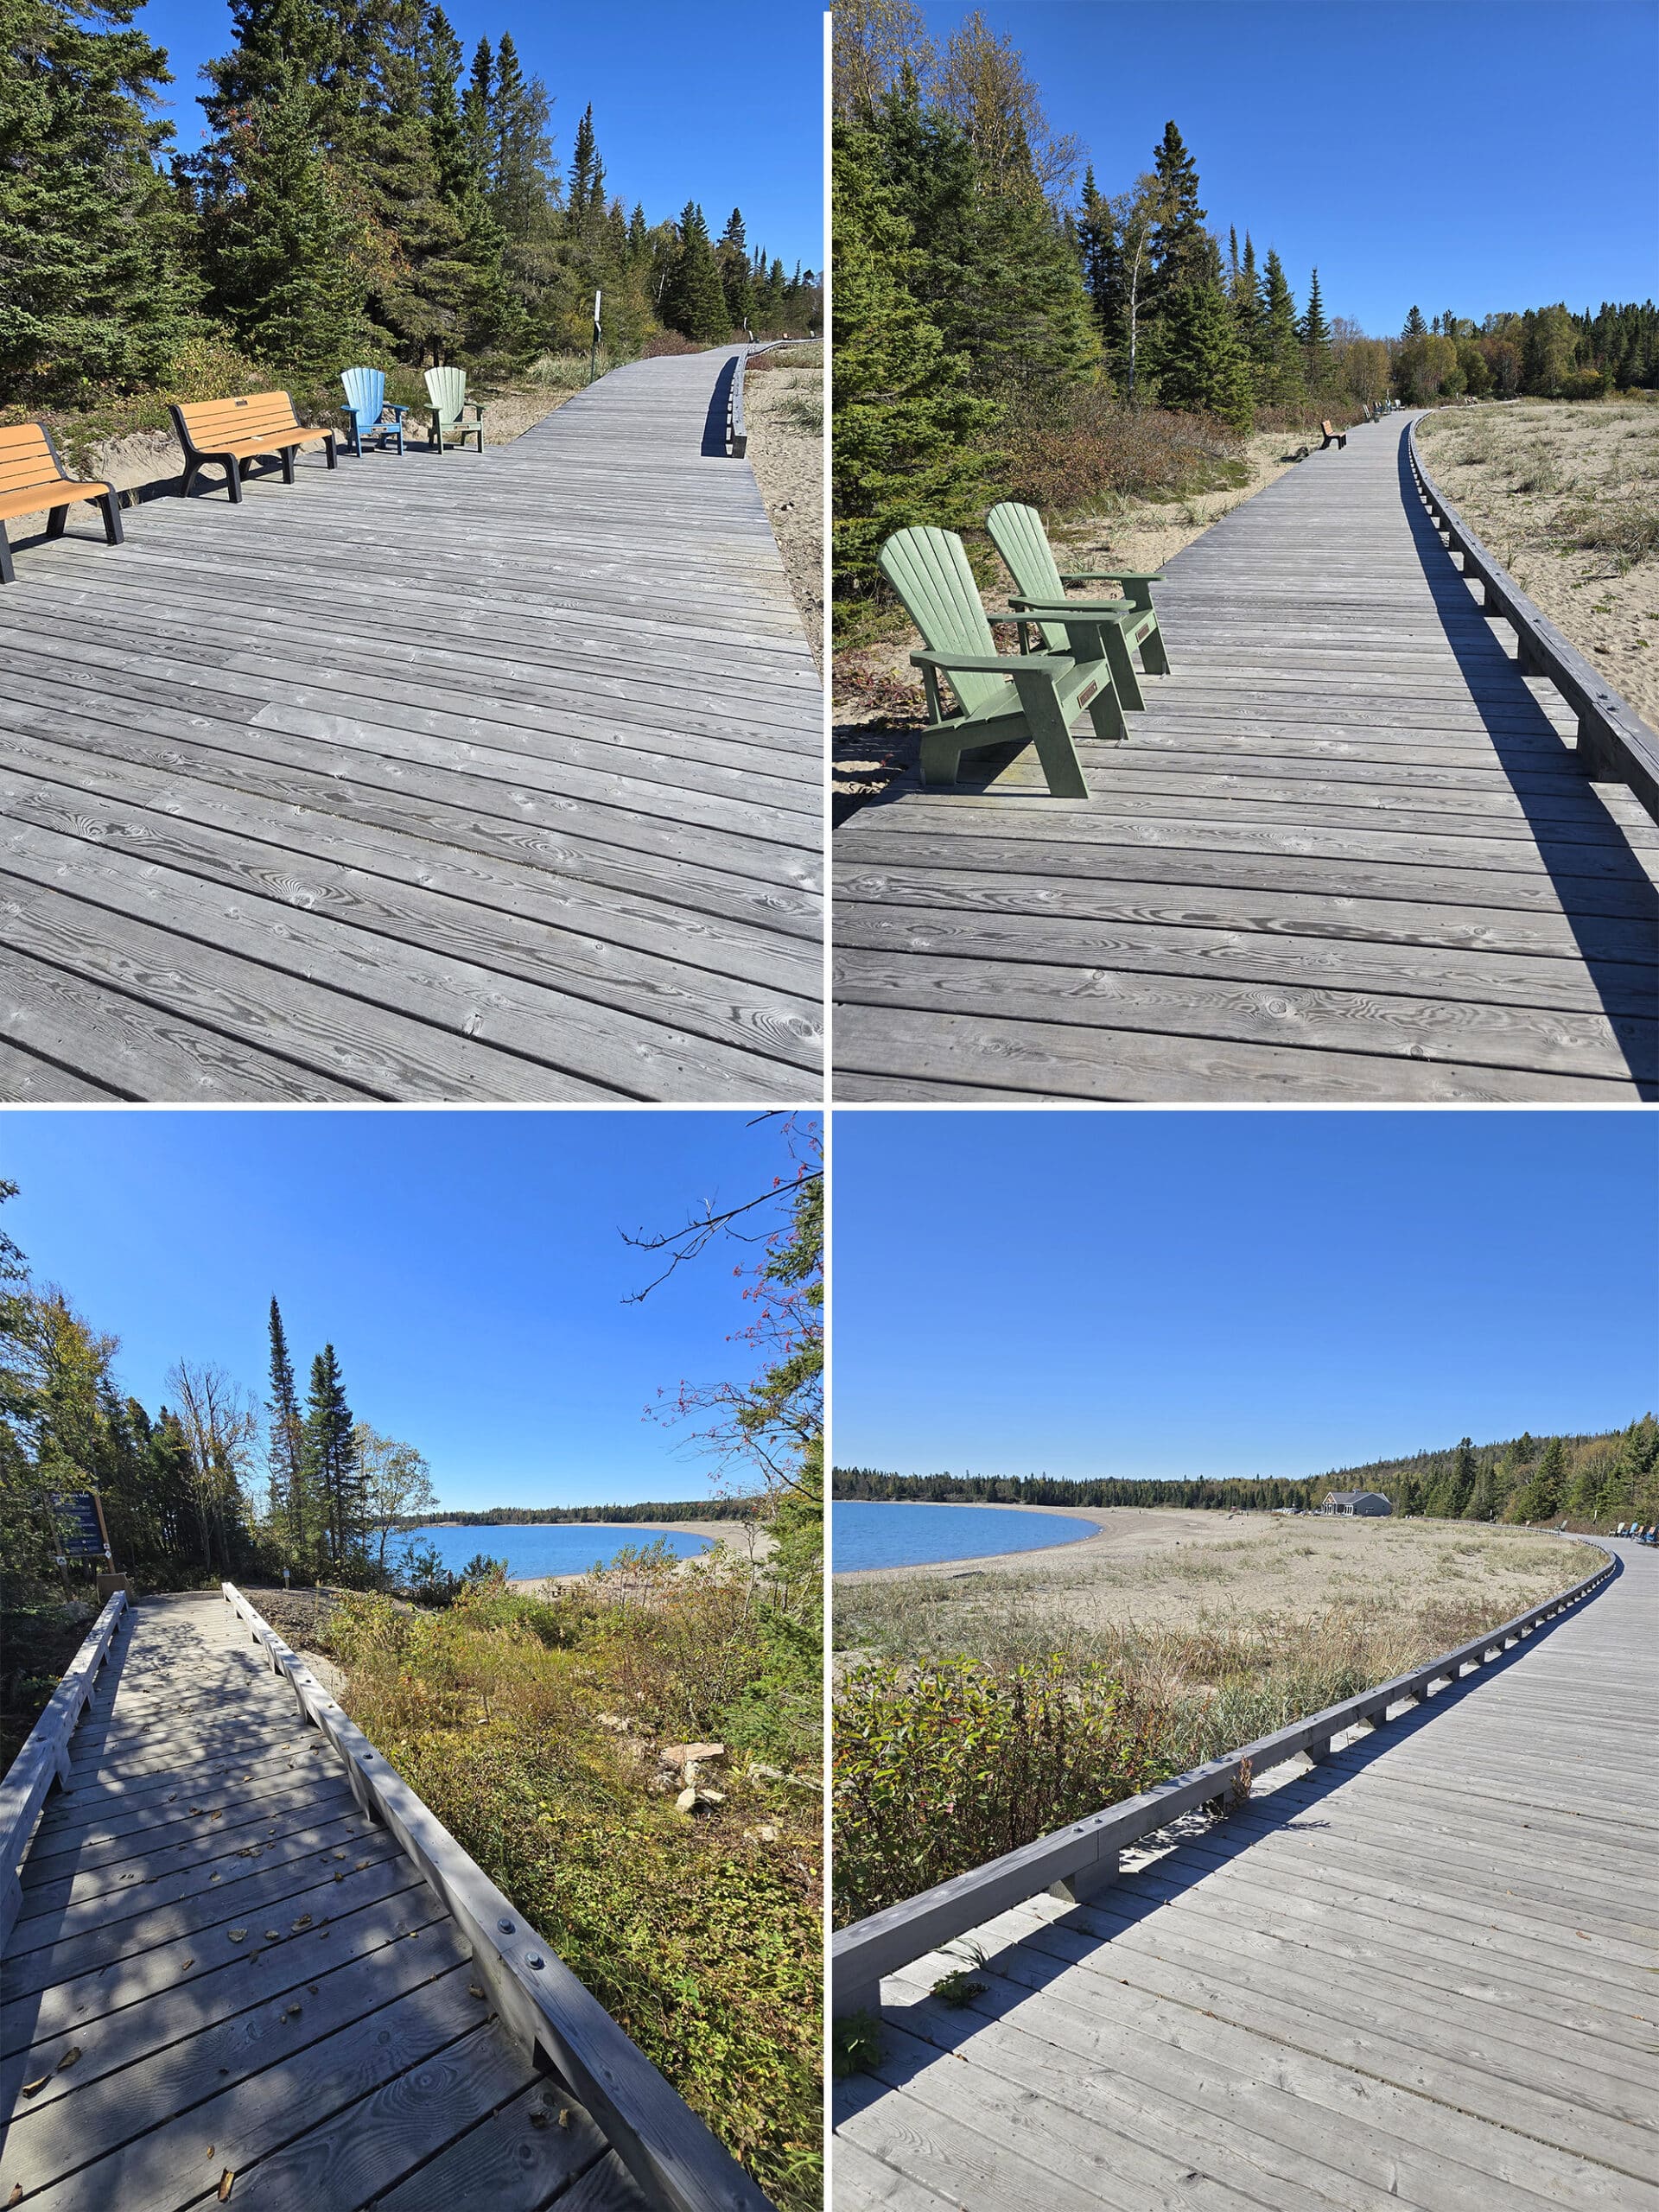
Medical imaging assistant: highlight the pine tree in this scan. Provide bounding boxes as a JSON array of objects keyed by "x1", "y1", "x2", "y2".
[
  {"x1": 207, "y1": 67, "x2": 377, "y2": 373},
  {"x1": 1443, "y1": 1437, "x2": 1478, "y2": 1518},
  {"x1": 831, "y1": 124, "x2": 1000, "y2": 600},
  {"x1": 1402, "y1": 303, "x2": 1427, "y2": 338},
  {"x1": 265, "y1": 1298, "x2": 308, "y2": 1565},
  {"x1": 660, "y1": 201, "x2": 730, "y2": 341},
  {"x1": 1233, "y1": 231, "x2": 1260, "y2": 356},
  {"x1": 568, "y1": 102, "x2": 600, "y2": 226},
  {"x1": 1257, "y1": 248, "x2": 1304, "y2": 407},
  {"x1": 0, "y1": 0, "x2": 199, "y2": 398},
  {"x1": 303, "y1": 1344, "x2": 360, "y2": 1567},
  {"x1": 1147, "y1": 119, "x2": 1206, "y2": 318},
  {"x1": 717, "y1": 207, "x2": 754, "y2": 330},
  {"x1": 461, "y1": 35, "x2": 492, "y2": 181},
  {"x1": 1300, "y1": 265, "x2": 1332, "y2": 390},
  {"x1": 1077, "y1": 165, "x2": 1114, "y2": 331},
  {"x1": 1152, "y1": 282, "x2": 1254, "y2": 430},
  {"x1": 1513, "y1": 1437, "x2": 1567, "y2": 1523}
]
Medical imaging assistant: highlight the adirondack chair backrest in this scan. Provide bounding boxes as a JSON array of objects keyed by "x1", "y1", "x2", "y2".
[
  {"x1": 425, "y1": 365, "x2": 467, "y2": 425},
  {"x1": 878, "y1": 527, "x2": 1007, "y2": 717},
  {"x1": 340, "y1": 366, "x2": 385, "y2": 423},
  {"x1": 987, "y1": 502, "x2": 1072, "y2": 653}
]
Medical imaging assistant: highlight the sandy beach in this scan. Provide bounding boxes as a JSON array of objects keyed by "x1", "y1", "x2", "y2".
[
  {"x1": 833, "y1": 1502, "x2": 1592, "y2": 1633},
  {"x1": 505, "y1": 1517, "x2": 774, "y2": 1592}
]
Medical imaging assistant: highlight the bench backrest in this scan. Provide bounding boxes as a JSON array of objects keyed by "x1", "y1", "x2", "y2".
[
  {"x1": 173, "y1": 392, "x2": 302, "y2": 451},
  {"x1": 986, "y1": 501, "x2": 1075, "y2": 654},
  {"x1": 0, "y1": 422, "x2": 71, "y2": 504},
  {"x1": 1321, "y1": 420, "x2": 1336, "y2": 435},
  {"x1": 340, "y1": 366, "x2": 385, "y2": 422},
  {"x1": 879, "y1": 526, "x2": 1005, "y2": 717},
  {"x1": 424, "y1": 365, "x2": 467, "y2": 423}
]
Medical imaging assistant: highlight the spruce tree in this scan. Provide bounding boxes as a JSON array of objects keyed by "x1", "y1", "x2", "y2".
[
  {"x1": 1152, "y1": 282, "x2": 1254, "y2": 431},
  {"x1": 1147, "y1": 119, "x2": 1206, "y2": 317},
  {"x1": 832, "y1": 124, "x2": 1000, "y2": 599},
  {"x1": 0, "y1": 0, "x2": 198, "y2": 398},
  {"x1": 1441, "y1": 1437, "x2": 1478, "y2": 1518},
  {"x1": 265, "y1": 1298, "x2": 308, "y2": 1564},
  {"x1": 1514, "y1": 1437, "x2": 1567, "y2": 1523},
  {"x1": 461, "y1": 35, "x2": 492, "y2": 181},
  {"x1": 1402, "y1": 303, "x2": 1427, "y2": 339},
  {"x1": 1300, "y1": 265, "x2": 1332, "y2": 390},
  {"x1": 1233, "y1": 231, "x2": 1260, "y2": 356},
  {"x1": 718, "y1": 207, "x2": 754, "y2": 329},
  {"x1": 568, "y1": 102, "x2": 600, "y2": 226},
  {"x1": 1257, "y1": 248, "x2": 1305, "y2": 407},
  {"x1": 207, "y1": 67, "x2": 376, "y2": 372},
  {"x1": 661, "y1": 202, "x2": 731, "y2": 341},
  {"x1": 303, "y1": 1344, "x2": 359, "y2": 1567}
]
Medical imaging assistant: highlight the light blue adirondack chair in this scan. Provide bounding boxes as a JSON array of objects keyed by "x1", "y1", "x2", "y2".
[
  {"x1": 424, "y1": 366, "x2": 486, "y2": 454},
  {"x1": 339, "y1": 367, "x2": 408, "y2": 458}
]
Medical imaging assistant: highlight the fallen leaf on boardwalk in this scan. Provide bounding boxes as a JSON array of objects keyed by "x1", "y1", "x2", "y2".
[
  {"x1": 228, "y1": 1929, "x2": 247, "y2": 1942},
  {"x1": 209, "y1": 1873, "x2": 222, "y2": 1884},
  {"x1": 558, "y1": 2110, "x2": 569, "y2": 2128},
  {"x1": 283, "y1": 2005, "x2": 302, "y2": 2019},
  {"x1": 334, "y1": 1872, "x2": 344, "y2": 1883},
  {"x1": 468, "y1": 1985, "x2": 485, "y2": 1999},
  {"x1": 290, "y1": 1915, "x2": 312, "y2": 1930},
  {"x1": 264, "y1": 1930, "x2": 279, "y2": 1941},
  {"x1": 10, "y1": 2181, "x2": 25, "y2": 2203},
  {"x1": 333, "y1": 1850, "x2": 347, "y2": 1861},
  {"x1": 355, "y1": 1859, "x2": 370, "y2": 1870},
  {"x1": 55, "y1": 2049, "x2": 80, "y2": 2071},
  {"x1": 219, "y1": 2169, "x2": 234, "y2": 2201},
  {"x1": 21, "y1": 2076, "x2": 49, "y2": 2096},
  {"x1": 181, "y1": 1958, "x2": 194, "y2": 1971}
]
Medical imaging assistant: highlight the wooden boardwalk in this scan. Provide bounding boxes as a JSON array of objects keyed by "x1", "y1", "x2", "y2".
[
  {"x1": 0, "y1": 348, "x2": 821, "y2": 1103},
  {"x1": 835, "y1": 1542, "x2": 1659, "y2": 2212},
  {"x1": 0, "y1": 1591, "x2": 655, "y2": 2211},
  {"x1": 835, "y1": 415, "x2": 1659, "y2": 1100}
]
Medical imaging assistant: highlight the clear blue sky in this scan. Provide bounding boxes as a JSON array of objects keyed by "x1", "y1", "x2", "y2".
[
  {"x1": 140, "y1": 0, "x2": 824, "y2": 272},
  {"x1": 833, "y1": 1112, "x2": 1659, "y2": 1484},
  {"x1": 918, "y1": 0, "x2": 1658, "y2": 334},
  {"x1": 1, "y1": 1110, "x2": 811, "y2": 1511}
]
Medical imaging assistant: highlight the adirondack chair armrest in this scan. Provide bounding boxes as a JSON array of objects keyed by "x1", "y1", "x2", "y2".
[
  {"x1": 385, "y1": 404, "x2": 410, "y2": 421},
  {"x1": 910, "y1": 649, "x2": 1070, "y2": 677},
  {"x1": 1009, "y1": 595, "x2": 1137, "y2": 618},
  {"x1": 1060, "y1": 569, "x2": 1165, "y2": 584}
]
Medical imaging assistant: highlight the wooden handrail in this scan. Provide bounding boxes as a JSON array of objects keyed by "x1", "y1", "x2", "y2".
[
  {"x1": 1407, "y1": 413, "x2": 1659, "y2": 823},
  {"x1": 831, "y1": 1541, "x2": 1618, "y2": 2017},
  {"x1": 727, "y1": 339, "x2": 816, "y2": 459},
  {"x1": 0, "y1": 1587, "x2": 128, "y2": 1949},
  {"x1": 221, "y1": 1583, "x2": 772, "y2": 2212}
]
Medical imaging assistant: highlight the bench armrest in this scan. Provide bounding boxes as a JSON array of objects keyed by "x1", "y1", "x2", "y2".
[
  {"x1": 911, "y1": 649, "x2": 1069, "y2": 677},
  {"x1": 1060, "y1": 569, "x2": 1164, "y2": 584},
  {"x1": 1009, "y1": 596, "x2": 1136, "y2": 618}
]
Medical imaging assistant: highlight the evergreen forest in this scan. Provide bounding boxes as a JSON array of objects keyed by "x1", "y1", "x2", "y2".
[
  {"x1": 2, "y1": 0, "x2": 820, "y2": 424},
  {"x1": 832, "y1": 0, "x2": 1657, "y2": 612},
  {"x1": 835, "y1": 1414, "x2": 1659, "y2": 1527}
]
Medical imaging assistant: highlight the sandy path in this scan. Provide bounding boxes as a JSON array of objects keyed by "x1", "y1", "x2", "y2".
[{"x1": 1416, "y1": 398, "x2": 1659, "y2": 733}]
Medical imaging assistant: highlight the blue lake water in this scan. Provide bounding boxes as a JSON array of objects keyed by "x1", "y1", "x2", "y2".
[
  {"x1": 833, "y1": 1501, "x2": 1099, "y2": 1572},
  {"x1": 402, "y1": 1523, "x2": 714, "y2": 1580}
]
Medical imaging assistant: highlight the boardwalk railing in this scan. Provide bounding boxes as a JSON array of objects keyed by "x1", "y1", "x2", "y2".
[
  {"x1": 831, "y1": 1541, "x2": 1617, "y2": 2018},
  {"x1": 0, "y1": 1587, "x2": 128, "y2": 1951},
  {"x1": 221, "y1": 1582, "x2": 772, "y2": 2212},
  {"x1": 1408, "y1": 414, "x2": 1659, "y2": 822},
  {"x1": 728, "y1": 339, "x2": 815, "y2": 458}
]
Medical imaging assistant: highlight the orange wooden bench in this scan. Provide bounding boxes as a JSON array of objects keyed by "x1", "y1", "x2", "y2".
[
  {"x1": 0, "y1": 423, "x2": 124, "y2": 586},
  {"x1": 168, "y1": 391, "x2": 338, "y2": 503},
  {"x1": 1319, "y1": 419, "x2": 1348, "y2": 450}
]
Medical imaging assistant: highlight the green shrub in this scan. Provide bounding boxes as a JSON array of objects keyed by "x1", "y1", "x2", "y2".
[{"x1": 834, "y1": 1653, "x2": 1170, "y2": 1923}]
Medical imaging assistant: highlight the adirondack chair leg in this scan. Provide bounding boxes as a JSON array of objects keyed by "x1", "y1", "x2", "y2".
[
  {"x1": 46, "y1": 505, "x2": 67, "y2": 540},
  {"x1": 1009, "y1": 672, "x2": 1089, "y2": 798},
  {"x1": 1139, "y1": 622, "x2": 1171, "y2": 676},
  {"x1": 0, "y1": 524, "x2": 13, "y2": 586},
  {"x1": 1084, "y1": 677, "x2": 1130, "y2": 746},
  {"x1": 918, "y1": 727, "x2": 971, "y2": 787},
  {"x1": 100, "y1": 493, "x2": 124, "y2": 546},
  {"x1": 1099, "y1": 624, "x2": 1145, "y2": 712}
]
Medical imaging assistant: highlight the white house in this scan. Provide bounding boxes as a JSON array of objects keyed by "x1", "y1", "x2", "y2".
[{"x1": 1320, "y1": 1490, "x2": 1393, "y2": 1517}]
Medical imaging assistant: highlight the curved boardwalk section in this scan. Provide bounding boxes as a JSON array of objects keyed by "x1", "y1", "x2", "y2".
[
  {"x1": 0, "y1": 1592, "x2": 666, "y2": 2210},
  {"x1": 835, "y1": 415, "x2": 1658, "y2": 1101},
  {"x1": 835, "y1": 1543, "x2": 1659, "y2": 2211},
  {"x1": 0, "y1": 347, "x2": 821, "y2": 1103}
]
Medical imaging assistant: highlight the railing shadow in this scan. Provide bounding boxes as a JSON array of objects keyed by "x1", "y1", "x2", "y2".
[
  {"x1": 702, "y1": 353, "x2": 738, "y2": 458},
  {"x1": 1390, "y1": 427, "x2": 1657, "y2": 1092},
  {"x1": 858, "y1": 1555, "x2": 1624, "y2": 2087}
]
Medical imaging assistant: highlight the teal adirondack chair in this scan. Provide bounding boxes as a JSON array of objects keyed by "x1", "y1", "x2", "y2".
[
  {"x1": 339, "y1": 367, "x2": 408, "y2": 458},
  {"x1": 879, "y1": 526, "x2": 1128, "y2": 798},
  {"x1": 987, "y1": 503, "x2": 1170, "y2": 711},
  {"x1": 423, "y1": 366, "x2": 485, "y2": 454}
]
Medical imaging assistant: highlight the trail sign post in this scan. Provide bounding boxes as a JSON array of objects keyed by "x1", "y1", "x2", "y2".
[{"x1": 590, "y1": 291, "x2": 602, "y2": 386}]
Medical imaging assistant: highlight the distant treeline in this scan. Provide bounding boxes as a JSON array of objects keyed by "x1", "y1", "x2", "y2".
[
  {"x1": 834, "y1": 1470, "x2": 1315, "y2": 1512},
  {"x1": 836, "y1": 1415, "x2": 1659, "y2": 1526},
  {"x1": 394, "y1": 1497, "x2": 763, "y2": 1528}
]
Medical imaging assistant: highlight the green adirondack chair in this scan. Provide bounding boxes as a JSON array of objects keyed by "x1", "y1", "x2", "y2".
[
  {"x1": 986, "y1": 502, "x2": 1170, "y2": 711},
  {"x1": 423, "y1": 366, "x2": 486, "y2": 454},
  {"x1": 879, "y1": 525, "x2": 1128, "y2": 798}
]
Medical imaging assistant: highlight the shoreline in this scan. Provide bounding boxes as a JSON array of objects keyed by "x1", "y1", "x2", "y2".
[
  {"x1": 499, "y1": 1517, "x2": 773, "y2": 1592},
  {"x1": 833, "y1": 1499, "x2": 1147, "y2": 1580}
]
